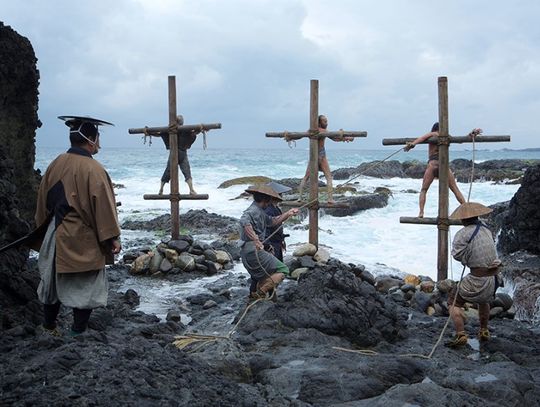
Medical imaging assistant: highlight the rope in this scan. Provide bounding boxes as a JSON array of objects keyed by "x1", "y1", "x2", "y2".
[{"x1": 142, "y1": 126, "x2": 153, "y2": 146}]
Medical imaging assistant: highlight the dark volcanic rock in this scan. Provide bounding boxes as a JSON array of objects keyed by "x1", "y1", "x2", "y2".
[
  {"x1": 498, "y1": 164, "x2": 540, "y2": 255},
  {"x1": 323, "y1": 193, "x2": 389, "y2": 217},
  {"x1": 0, "y1": 23, "x2": 41, "y2": 332},
  {"x1": 238, "y1": 266, "x2": 405, "y2": 346},
  {"x1": 122, "y1": 209, "x2": 240, "y2": 238}
]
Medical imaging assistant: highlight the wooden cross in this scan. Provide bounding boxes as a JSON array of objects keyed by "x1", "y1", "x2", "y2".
[
  {"x1": 128, "y1": 75, "x2": 222, "y2": 239},
  {"x1": 382, "y1": 76, "x2": 511, "y2": 281},
  {"x1": 266, "y1": 79, "x2": 367, "y2": 248}
]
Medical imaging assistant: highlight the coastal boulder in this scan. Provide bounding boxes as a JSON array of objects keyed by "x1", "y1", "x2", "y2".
[
  {"x1": 238, "y1": 266, "x2": 405, "y2": 346},
  {"x1": 498, "y1": 164, "x2": 540, "y2": 255},
  {"x1": 292, "y1": 243, "x2": 317, "y2": 257}
]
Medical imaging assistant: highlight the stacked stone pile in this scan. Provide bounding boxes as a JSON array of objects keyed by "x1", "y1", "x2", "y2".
[
  {"x1": 123, "y1": 235, "x2": 236, "y2": 277},
  {"x1": 376, "y1": 273, "x2": 515, "y2": 320}
]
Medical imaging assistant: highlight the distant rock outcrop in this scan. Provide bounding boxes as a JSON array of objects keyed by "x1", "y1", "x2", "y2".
[
  {"x1": 0, "y1": 22, "x2": 41, "y2": 330},
  {"x1": 498, "y1": 164, "x2": 540, "y2": 255}
]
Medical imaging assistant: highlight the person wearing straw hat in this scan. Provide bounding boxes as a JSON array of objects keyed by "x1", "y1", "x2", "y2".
[
  {"x1": 404, "y1": 123, "x2": 482, "y2": 218},
  {"x1": 264, "y1": 181, "x2": 293, "y2": 262},
  {"x1": 446, "y1": 202, "x2": 502, "y2": 348},
  {"x1": 33, "y1": 116, "x2": 121, "y2": 336},
  {"x1": 239, "y1": 185, "x2": 299, "y2": 301}
]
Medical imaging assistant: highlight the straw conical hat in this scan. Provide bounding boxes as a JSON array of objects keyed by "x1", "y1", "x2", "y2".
[
  {"x1": 245, "y1": 184, "x2": 282, "y2": 201},
  {"x1": 266, "y1": 181, "x2": 292, "y2": 194},
  {"x1": 450, "y1": 202, "x2": 493, "y2": 220}
]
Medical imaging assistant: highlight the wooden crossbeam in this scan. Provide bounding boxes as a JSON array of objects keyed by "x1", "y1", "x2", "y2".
[
  {"x1": 280, "y1": 201, "x2": 350, "y2": 209},
  {"x1": 129, "y1": 123, "x2": 221, "y2": 135},
  {"x1": 266, "y1": 131, "x2": 367, "y2": 140},
  {"x1": 382, "y1": 135, "x2": 510, "y2": 145},
  {"x1": 400, "y1": 217, "x2": 462, "y2": 226},
  {"x1": 143, "y1": 194, "x2": 209, "y2": 200}
]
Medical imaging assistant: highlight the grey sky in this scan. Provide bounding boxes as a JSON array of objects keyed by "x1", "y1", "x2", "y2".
[{"x1": 2, "y1": 0, "x2": 539, "y2": 150}]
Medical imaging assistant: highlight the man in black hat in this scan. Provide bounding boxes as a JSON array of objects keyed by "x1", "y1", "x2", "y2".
[
  {"x1": 239, "y1": 185, "x2": 298, "y2": 300},
  {"x1": 158, "y1": 115, "x2": 200, "y2": 196},
  {"x1": 33, "y1": 116, "x2": 121, "y2": 336},
  {"x1": 404, "y1": 123, "x2": 481, "y2": 217}
]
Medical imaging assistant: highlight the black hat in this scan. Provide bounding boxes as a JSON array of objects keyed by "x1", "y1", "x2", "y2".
[
  {"x1": 59, "y1": 115, "x2": 114, "y2": 141},
  {"x1": 58, "y1": 115, "x2": 114, "y2": 128}
]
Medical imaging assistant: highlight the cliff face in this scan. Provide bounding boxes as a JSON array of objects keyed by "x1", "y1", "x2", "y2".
[
  {"x1": 0, "y1": 22, "x2": 42, "y2": 329},
  {"x1": 498, "y1": 164, "x2": 540, "y2": 255}
]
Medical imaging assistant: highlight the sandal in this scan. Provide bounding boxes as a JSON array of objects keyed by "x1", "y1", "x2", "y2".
[{"x1": 445, "y1": 331, "x2": 468, "y2": 348}]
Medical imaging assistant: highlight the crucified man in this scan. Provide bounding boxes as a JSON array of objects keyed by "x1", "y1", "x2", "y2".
[{"x1": 298, "y1": 115, "x2": 353, "y2": 204}]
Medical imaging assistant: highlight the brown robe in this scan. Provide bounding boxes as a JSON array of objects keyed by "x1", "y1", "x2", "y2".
[{"x1": 34, "y1": 147, "x2": 120, "y2": 273}]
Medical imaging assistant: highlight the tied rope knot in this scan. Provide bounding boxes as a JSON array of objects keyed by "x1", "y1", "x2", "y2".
[
  {"x1": 437, "y1": 135, "x2": 450, "y2": 146},
  {"x1": 142, "y1": 126, "x2": 152, "y2": 146},
  {"x1": 437, "y1": 217, "x2": 450, "y2": 231},
  {"x1": 284, "y1": 131, "x2": 296, "y2": 148},
  {"x1": 199, "y1": 124, "x2": 208, "y2": 150}
]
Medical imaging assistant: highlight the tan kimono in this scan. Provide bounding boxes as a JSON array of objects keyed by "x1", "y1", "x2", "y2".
[
  {"x1": 34, "y1": 147, "x2": 120, "y2": 308},
  {"x1": 34, "y1": 147, "x2": 120, "y2": 272}
]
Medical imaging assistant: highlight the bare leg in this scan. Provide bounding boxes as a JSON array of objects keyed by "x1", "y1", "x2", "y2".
[
  {"x1": 449, "y1": 171, "x2": 466, "y2": 204},
  {"x1": 478, "y1": 303, "x2": 490, "y2": 330},
  {"x1": 297, "y1": 166, "x2": 310, "y2": 202},
  {"x1": 186, "y1": 178, "x2": 197, "y2": 195},
  {"x1": 319, "y1": 157, "x2": 334, "y2": 204},
  {"x1": 419, "y1": 164, "x2": 436, "y2": 217},
  {"x1": 158, "y1": 181, "x2": 166, "y2": 195},
  {"x1": 449, "y1": 304, "x2": 465, "y2": 334}
]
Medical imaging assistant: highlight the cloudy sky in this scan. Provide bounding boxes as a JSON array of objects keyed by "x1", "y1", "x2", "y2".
[{"x1": 2, "y1": 0, "x2": 539, "y2": 150}]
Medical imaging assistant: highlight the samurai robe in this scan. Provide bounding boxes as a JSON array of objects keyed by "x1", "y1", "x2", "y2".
[{"x1": 33, "y1": 147, "x2": 120, "y2": 309}]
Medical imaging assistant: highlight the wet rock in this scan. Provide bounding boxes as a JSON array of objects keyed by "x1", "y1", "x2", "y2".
[
  {"x1": 489, "y1": 306, "x2": 505, "y2": 318},
  {"x1": 420, "y1": 281, "x2": 435, "y2": 293},
  {"x1": 412, "y1": 291, "x2": 432, "y2": 313},
  {"x1": 163, "y1": 249, "x2": 178, "y2": 263},
  {"x1": 293, "y1": 243, "x2": 317, "y2": 257},
  {"x1": 166, "y1": 310, "x2": 181, "y2": 322},
  {"x1": 187, "y1": 293, "x2": 214, "y2": 306},
  {"x1": 238, "y1": 267, "x2": 405, "y2": 346},
  {"x1": 375, "y1": 276, "x2": 403, "y2": 293},
  {"x1": 323, "y1": 193, "x2": 389, "y2": 217},
  {"x1": 159, "y1": 258, "x2": 173, "y2": 273},
  {"x1": 404, "y1": 274, "x2": 421, "y2": 286},
  {"x1": 130, "y1": 253, "x2": 153, "y2": 274},
  {"x1": 437, "y1": 279, "x2": 454, "y2": 294},
  {"x1": 400, "y1": 284, "x2": 416, "y2": 293},
  {"x1": 175, "y1": 254, "x2": 196, "y2": 272},
  {"x1": 491, "y1": 292, "x2": 513, "y2": 311},
  {"x1": 210, "y1": 239, "x2": 241, "y2": 261},
  {"x1": 203, "y1": 300, "x2": 218, "y2": 310},
  {"x1": 149, "y1": 250, "x2": 163, "y2": 273},
  {"x1": 299, "y1": 255, "x2": 316, "y2": 268},
  {"x1": 314, "y1": 248, "x2": 330, "y2": 263},
  {"x1": 291, "y1": 267, "x2": 309, "y2": 280},
  {"x1": 498, "y1": 164, "x2": 540, "y2": 255},
  {"x1": 167, "y1": 239, "x2": 190, "y2": 253},
  {"x1": 204, "y1": 249, "x2": 218, "y2": 262},
  {"x1": 214, "y1": 250, "x2": 231, "y2": 265}
]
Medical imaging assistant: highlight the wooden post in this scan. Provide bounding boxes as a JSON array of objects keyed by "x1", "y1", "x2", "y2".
[
  {"x1": 437, "y1": 77, "x2": 449, "y2": 281},
  {"x1": 309, "y1": 79, "x2": 319, "y2": 248},
  {"x1": 168, "y1": 76, "x2": 180, "y2": 240}
]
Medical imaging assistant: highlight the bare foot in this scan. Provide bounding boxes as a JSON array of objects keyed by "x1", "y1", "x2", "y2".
[
  {"x1": 189, "y1": 190, "x2": 198, "y2": 196},
  {"x1": 158, "y1": 188, "x2": 163, "y2": 195},
  {"x1": 418, "y1": 212, "x2": 424, "y2": 218}
]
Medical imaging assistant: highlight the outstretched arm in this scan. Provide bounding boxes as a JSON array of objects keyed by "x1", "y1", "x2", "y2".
[
  {"x1": 271, "y1": 208, "x2": 299, "y2": 226},
  {"x1": 404, "y1": 131, "x2": 438, "y2": 152}
]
